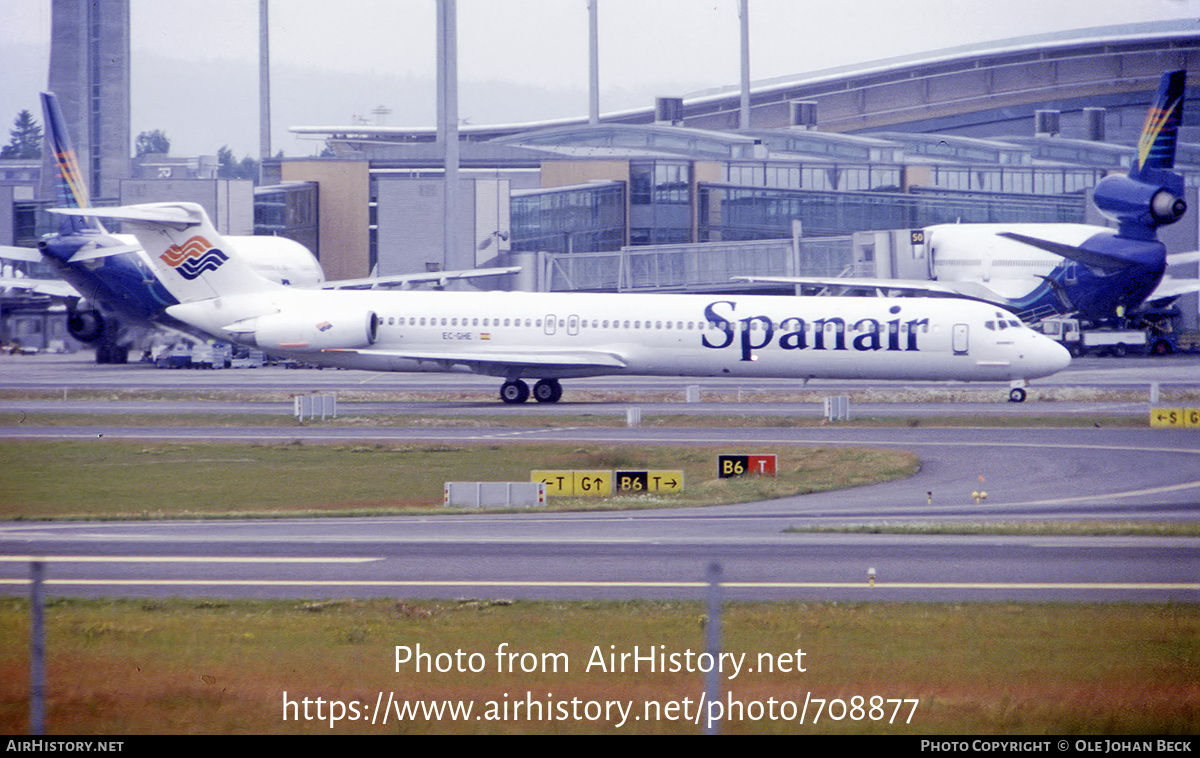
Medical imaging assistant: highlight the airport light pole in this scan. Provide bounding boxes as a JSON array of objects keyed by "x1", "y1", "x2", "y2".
[
  {"x1": 258, "y1": 0, "x2": 271, "y2": 182},
  {"x1": 588, "y1": 0, "x2": 600, "y2": 125},
  {"x1": 437, "y1": 0, "x2": 463, "y2": 275},
  {"x1": 739, "y1": 0, "x2": 751, "y2": 130}
]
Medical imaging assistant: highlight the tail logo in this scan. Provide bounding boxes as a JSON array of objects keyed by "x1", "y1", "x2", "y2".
[
  {"x1": 160, "y1": 236, "x2": 229, "y2": 280},
  {"x1": 1136, "y1": 95, "x2": 1182, "y2": 171}
]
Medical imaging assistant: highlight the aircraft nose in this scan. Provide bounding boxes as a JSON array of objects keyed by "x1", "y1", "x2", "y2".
[{"x1": 1028, "y1": 333, "x2": 1071, "y2": 377}]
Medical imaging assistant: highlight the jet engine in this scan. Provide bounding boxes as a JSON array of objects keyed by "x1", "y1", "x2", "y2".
[
  {"x1": 250, "y1": 309, "x2": 379, "y2": 352},
  {"x1": 1092, "y1": 173, "x2": 1187, "y2": 233},
  {"x1": 66, "y1": 307, "x2": 104, "y2": 343}
]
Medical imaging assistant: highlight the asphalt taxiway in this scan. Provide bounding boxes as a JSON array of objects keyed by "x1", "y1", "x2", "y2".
[{"x1": 0, "y1": 353, "x2": 1197, "y2": 601}]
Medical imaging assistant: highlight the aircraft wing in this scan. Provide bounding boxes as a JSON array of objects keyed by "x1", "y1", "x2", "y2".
[
  {"x1": 321, "y1": 345, "x2": 627, "y2": 373},
  {"x1": 315, "y1": 266, "x2": 521, "y2": 290},
  {"x1": 732, "y1": 275, "x2": 1005, "y2": 302},
  {"x1": 996, "y1": 232, "x2": 1135, "y2": 271},
  {"x1": 1147, "y1": 275, "x2": 1200, "y2": 301},
  {"x1": 0, "y1": 276, "x2": 79, "y2": 299}
]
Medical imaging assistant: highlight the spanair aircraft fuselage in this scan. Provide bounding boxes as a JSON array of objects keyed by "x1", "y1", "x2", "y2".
[
  {"x1": 58, "y1": 202, "x2": 1070, "y2": 404},
  {"x1": 166, "y1": 286, "x2": 1070, "y2": 399}
]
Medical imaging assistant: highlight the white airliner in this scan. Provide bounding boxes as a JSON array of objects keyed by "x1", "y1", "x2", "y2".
[
  {"x1": 741, "y1": 70, "x2": 1199, "y2": 325},
  {"x1": 55, "y1": 202, "x2": 1071, "y2": 403}
]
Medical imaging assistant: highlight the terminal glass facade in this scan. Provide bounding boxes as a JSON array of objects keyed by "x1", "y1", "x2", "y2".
[
  {"x1": 254, "y1": 183, "x2": 320, "y2": 258},
  {"x1": 511, "y1": 182, "x2": 625, "y2": 255},
  {"x1": 699, "y1": 184, "x2": 1085, "y2": 241}
]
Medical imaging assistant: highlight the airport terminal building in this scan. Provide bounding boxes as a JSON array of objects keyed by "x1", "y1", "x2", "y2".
[
  {"x1": 4, "y1": 17, "x2": 1200, "y2": 350},
  {"x1": 266, "y1": 21, "x2": 1200, "y2": 310}
]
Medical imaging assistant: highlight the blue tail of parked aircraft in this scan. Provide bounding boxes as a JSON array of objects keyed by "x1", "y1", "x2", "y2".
[
  {"x1": 1134, "y1": 69, "x2": 1185, "y2": 177},
  {"x1": 36, "y1": 92, "x2": 178, "y2": 362},
  {"x1": 40, "y1": 92, "x2": 105, "y2": 236},
  {"x1": 988, "y1": 70, "x2": 1190, "y2": 320},
  {"x1": 1090, "y1": 69, "x2": 1187, "y2": 241}
]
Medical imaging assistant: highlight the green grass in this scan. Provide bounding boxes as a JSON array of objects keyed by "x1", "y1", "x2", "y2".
[
  {"x1": 0, "y1": 440, "x2": 919, "y2": 519},
  {"x1": 1, "y1": 598, "x2": 1195, "y2": 734}
]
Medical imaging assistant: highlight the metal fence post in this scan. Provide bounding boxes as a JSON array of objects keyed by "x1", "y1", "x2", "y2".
[
  {"x1": 30, "y1": 560, "x2": 45, "y2": 735},
  {"x1": 704, "y1": 561, "x2": 722, "y2": 735}
]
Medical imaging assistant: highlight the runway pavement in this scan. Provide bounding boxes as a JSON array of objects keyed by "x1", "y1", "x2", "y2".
[{"x1": 0, "y1": 352, "x2": 1197, "y2": 602}]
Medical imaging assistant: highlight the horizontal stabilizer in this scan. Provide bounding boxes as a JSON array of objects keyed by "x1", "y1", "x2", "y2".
[
  {"x1": 0, "y1": 276, "x2": 79, "y2": 298},
  {"x1": 51, "y1": 205, "x2": 205, "y2": 230},
  {"x1": 67, "y1": 242, "x2": 142, "y2": 263},
  {"x1": 0, "y1": 245, "x2": 44, "y2": 263},
  {"x1": 997, "y1": 232, "x2": 1134, "y2": 271}
]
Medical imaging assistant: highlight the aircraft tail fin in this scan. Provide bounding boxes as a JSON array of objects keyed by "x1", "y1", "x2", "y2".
[
  {"x1": 1132, "y1": 69, "x2": 1185, "y2": 181},
  {"x1": 40, "y1": 92, "x2": 104, "y2": 236},
  {"x1": 1092, "y1": 70, "x2": 1188, "y2": 237},
  {"x1": 52, "y1": 202, "x2": 280, "y2": 303}
]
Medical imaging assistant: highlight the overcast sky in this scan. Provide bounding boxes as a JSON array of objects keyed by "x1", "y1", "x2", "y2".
[{"x1": 2, "y1": 0, "x2": 1198, "y2": 156}]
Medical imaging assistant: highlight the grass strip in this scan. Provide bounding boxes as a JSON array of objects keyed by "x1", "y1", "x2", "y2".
[
  {"x1": 0, "y1": 440, "x2": 918, "y2": 520},
  {"x1": 0, "y1": 598, "x2": 1195, "y2": 734}
]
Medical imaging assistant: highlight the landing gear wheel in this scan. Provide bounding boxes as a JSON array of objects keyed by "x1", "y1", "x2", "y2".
[
  {"x1": 500, "y1": 379, "x2": 530, "y2": 404},
  {"x1": 532, "y1": 379, "x2": 563, "y2": 403},
  {"x1": 1008, "y1": 387, "x2": 1027, "y2": 403}
]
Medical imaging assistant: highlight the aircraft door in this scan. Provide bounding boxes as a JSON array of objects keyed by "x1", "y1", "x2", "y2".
[
  {"x1": 544, "y1": 314, "x2": 557, "y2": 336},
  {"x1": 952, "y1": 324, "x2": 969, "y2": 355},
  {"x1": 567, "y1": 315, "x2": 580, "y2": 336}
]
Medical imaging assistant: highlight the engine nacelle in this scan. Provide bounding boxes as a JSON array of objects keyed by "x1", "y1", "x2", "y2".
[
  {"x1": 251, "y1": 309, "x2": 378, "y2": 352},
  {"x1": 67, "y1": 308, "x2": 104, "y2": 342},
  {"x1": 1093, "y1": 173, "x2": 1186, "y2": 234}
]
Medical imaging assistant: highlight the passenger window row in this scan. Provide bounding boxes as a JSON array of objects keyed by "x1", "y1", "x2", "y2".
[{"x1": 377, "y1": 316, "x2": 930, "y2": 333}]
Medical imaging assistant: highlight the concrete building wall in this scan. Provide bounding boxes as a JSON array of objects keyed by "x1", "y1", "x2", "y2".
[
  {"x1": 374, "y1": 176, "x2": 511, "y2": 275},
  {"x1": 376, "y1": 179, "x2": 447, "y2": 276},
  {"x1": 120, "y1": 180, "x2": 254, "y2": 235},
  {"x1": 540, "y1": 161, "x2": 630, "y2": 188},
  {"x1": 281, "y1": 160, "x2": 371, "y2": 280}
]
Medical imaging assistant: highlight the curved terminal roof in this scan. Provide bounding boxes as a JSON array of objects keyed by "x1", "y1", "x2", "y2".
[{"x1": 292, "y1": 20, "x2": 1200, "y2": 148}]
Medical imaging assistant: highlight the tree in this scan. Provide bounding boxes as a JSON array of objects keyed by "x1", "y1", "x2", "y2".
[
  {"x1": 135, "y1": 129, "x2": 170, "y2": 157},
  {"x1": 0, "y1": 110, "x2": 42, "y2": 159},
  {"x1": 216, "y1": 145, "x2": 260, "y2": 182}
]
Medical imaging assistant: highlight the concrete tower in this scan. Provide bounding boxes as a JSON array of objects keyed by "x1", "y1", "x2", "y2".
[{"x1": 44, "y1": 0, "x2": 131, "y2": 202}]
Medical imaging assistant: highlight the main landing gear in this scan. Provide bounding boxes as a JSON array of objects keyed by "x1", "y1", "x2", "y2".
[{"x1": 500, "y1": 378, "x2": 562, "y2": 404}]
